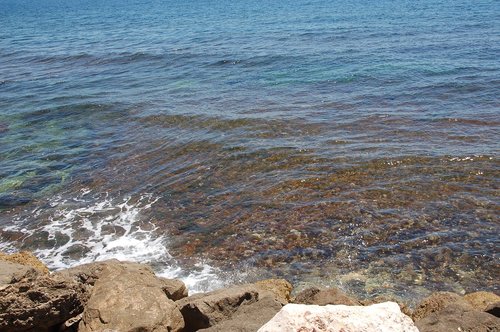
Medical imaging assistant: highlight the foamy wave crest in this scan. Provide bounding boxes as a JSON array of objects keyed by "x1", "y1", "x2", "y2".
[
  {"x1": 31, "y1": 191, "x2": 163, "y2": 268},
  {"x1": 0, "y1": 189, "x2": 227, "y2": 292}
]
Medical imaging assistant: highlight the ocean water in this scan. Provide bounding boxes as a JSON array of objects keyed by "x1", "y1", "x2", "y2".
[{"x1": 0, "y1": 0, "x2": 499, "y2": 299}]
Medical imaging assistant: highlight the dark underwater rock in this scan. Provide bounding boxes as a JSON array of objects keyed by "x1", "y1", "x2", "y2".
[{"x1": 0, "y1": 192, "x2": 32, "y2": 208}]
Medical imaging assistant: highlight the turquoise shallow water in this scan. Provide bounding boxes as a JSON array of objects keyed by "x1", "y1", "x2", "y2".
[{"x1": 0, "y1": 0, "x2": 499, "y2": 298}]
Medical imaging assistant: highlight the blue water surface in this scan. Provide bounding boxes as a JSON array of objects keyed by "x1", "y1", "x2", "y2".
[{"x1": 0, "y1": 0, "x2": 499, "y2": 297}]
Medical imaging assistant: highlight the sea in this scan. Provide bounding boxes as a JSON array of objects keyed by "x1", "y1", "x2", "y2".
[{"x1": 0, "y1": 0, "x2": 498, "y2": 302}]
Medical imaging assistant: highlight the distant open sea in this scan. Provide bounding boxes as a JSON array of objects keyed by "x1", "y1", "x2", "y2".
[{"x1": 1, "y1": 0, "x2": 498, "y2": 300}]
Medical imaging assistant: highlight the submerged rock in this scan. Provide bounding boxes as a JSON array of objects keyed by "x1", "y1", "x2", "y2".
[
  {"x1": 293, "y1": 286, "x2": 361, "y2": 306},
  {"x1": 0, "y1": 192, "x2": 32, "y2": 208},
  {"x1": 258, "y1": 302, "x2": 418, "y2": 332}
]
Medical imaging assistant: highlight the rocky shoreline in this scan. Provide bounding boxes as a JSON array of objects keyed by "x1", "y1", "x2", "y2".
[{"x1": 0, "y1": 252, "x2": 498, "y2": 332}]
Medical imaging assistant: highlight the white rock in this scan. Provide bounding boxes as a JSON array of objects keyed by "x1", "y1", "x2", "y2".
[{"x1": 258, "y1": 302, "x2": 419, "y2": 332}]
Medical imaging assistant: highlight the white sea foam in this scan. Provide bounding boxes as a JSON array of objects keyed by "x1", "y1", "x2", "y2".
[{"x1": 0, "y1": 189, "x2": 227, "y2": 293}]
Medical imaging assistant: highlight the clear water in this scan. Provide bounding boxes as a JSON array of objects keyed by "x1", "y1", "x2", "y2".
[{"x1": 0, "y1": 0, "x2": 499, "y2": 299}]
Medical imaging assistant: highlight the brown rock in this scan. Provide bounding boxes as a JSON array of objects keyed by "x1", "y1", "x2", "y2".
[
  {"x1": 177, "y1": 280, "x2": 291, "y2": 332},
  {"x1": 292, "y1": 286, "x2": 361, "y2": 306},
  {"x1": 159, "y1": 277, "x2": 188, "y2": 301},
  {"x1": 0, "y1": 261, "x2": 37, "y2": 285},
  {"x1": 415, "y1": 303, "x2": 500, "y2": 332},
  {"x1": 412, "y1": 291, "x2": 471, "y2": 321},
  {"x1": 0, "y1": 251, "x2": 49, "y2": 274},
  {"x1": 55, "y1": 259, "x2": 123, "y2": 286},
  {"x1": 463, "y1": 291, "x2": 500, "y2": 311},
  {"x1": 485, "y1": 302, "x2": 500, "y2": 318},
  {"x1": 0, "y1": 273, "x2": 87, "y2": 332},
  {"x1": 56, "y1": 259, "x2": 188, "y2": 301},
  {"x1": 177, "y1": 285, "x2": 259, "y2": 332},
  {"x1": 254, "y1": 279, "x2": 292, "y2": 305},
  {"x1": 57, "y1": 313, "x2": 82, "y2": 332},
  {"x1": 200, "y1": 296, "x2": 283, "y2": 332},
  {"x1": 78, "y1": 261, "x2": 184, "y2": 332}
]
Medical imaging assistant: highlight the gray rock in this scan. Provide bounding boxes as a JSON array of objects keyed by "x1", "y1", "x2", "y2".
[
  {"x1": 78, "y1": 261, "x2": 184, "y2": 332},
  {"x1": 293, "y1": 286, "x2": 361, "y2": 306},
  {"x1": 415, "y1": 303, "x2": 500, "y2": 332},
  {"x1": 0, "y1": 273, "x2": 87, "y2": 332}
]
